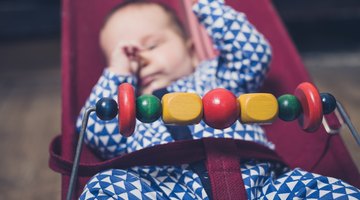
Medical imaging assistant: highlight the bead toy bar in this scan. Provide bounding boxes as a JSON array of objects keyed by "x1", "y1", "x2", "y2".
[
  {"x1": 113, "y1": 82, "x2": 335, "y2": 136},
  {"x1": 66, "y1": 81, "x2": 359, "y2": 200}
]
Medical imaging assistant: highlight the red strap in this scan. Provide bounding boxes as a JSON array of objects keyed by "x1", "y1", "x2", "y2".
[
  {"x1": 49, "y1": 135, "x2": 206, "y2": 176},
  {"x1": 49, "y1": 135, "x2": 285, "y2": 176},
  {"x1": 204, "y1": 138, "x2": 247, "y2": 200}
]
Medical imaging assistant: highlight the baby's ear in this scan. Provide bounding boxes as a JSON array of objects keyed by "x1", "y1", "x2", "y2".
[
  {"x1": 99, "y1": 28, "x2": 110, "y2": 62},
  {"x1": 185, "y1": 38, "x2": 195, "y2": 52},
  {"x1": 185, "y1": 39, "x2": 199, "y2": 69}
]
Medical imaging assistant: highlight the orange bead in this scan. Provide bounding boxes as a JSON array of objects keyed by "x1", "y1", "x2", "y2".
[
  {"x1": 294, "y1": 82, "x2": 323, "y2": 132},
  {"x1": 202, "y1": 88, "x2": 239, "y2": 129},
  {"x1": 118, "y1": 83, "x2": 136, "y2": 137}
]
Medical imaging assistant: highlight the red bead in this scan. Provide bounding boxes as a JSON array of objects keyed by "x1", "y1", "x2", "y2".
[
  {"x1": 294, "y1": 82, "x2": 323, "y2": 132},
  {"x1": 118, "y1": 83, "x2": 136, "y2": 137},
  {"x1": 202, "y1": 88, "x2": 239, "y2": 129}
]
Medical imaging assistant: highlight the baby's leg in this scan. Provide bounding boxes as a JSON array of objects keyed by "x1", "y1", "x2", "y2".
[
  {"x1": 260, "y1": 168, "x2": 360, "y2": 199},
  {"x1": 79, "y1": 166, "x2": 209, "y2": 200}
]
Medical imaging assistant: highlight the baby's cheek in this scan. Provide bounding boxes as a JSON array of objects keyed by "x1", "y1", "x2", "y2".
[
  {"x1": 161, "y1": 41, "x2": 184, "y2": 60},
  {"x1": 170, "y1": 54, "x2": 191, "y2": 72},
  {"x1": 154, "y1": 54, "x2": 178, "y2": 75},
  {"x1": 161, "y1": 48, "x2": 181, "y2": 64},
  {"x1": 154, "y1": 43, "x2": 192, "y2": 79}
]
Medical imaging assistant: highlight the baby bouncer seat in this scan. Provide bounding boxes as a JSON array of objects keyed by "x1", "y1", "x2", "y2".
[{"x1": 49, "y1": 0, "x2": 360, "y2": 199}]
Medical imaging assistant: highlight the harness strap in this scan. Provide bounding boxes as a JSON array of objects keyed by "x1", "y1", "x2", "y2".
[
  {"x1": 204, "y1": 138, "x2": 247, "y2": 200},
  {"x1": 49, "y1": 135, "x2": 286, "y2": 199}
]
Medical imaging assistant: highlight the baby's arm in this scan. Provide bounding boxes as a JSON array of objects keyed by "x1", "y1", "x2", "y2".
[
  {"x1": 193, "y1": 0, "x2": 272, "y2": 94},
  {"x1": 76, "y1": 45, "x2": 139, "y2": 159}
]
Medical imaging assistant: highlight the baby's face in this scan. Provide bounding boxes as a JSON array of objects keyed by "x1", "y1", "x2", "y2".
[{"x1": 101, "y1": 4, "x2": 195, "y2": 94}]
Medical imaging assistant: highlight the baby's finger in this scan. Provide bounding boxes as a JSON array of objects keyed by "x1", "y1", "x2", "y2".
[
  {"x1": 141, "y1": 78, "x2": 170, "y2": 94},
  {"x1": 129, "y1": 46, "x2": 140, "y2": 59},
  {"x1": 138, "y1": 56, "x2": 149, "y2": 68},
  {"x1": 138, "y1": 64, "x2": 160, "y2": 79},
  {"x1": 123, "y1": 46, "x2": 139, "y2": 59},
  {"x1": 123, "y1": 46, "x2": 130, "y2": 57},
  {"x1": 129, "y1": 59, "x2": 140, "y2": 75}
]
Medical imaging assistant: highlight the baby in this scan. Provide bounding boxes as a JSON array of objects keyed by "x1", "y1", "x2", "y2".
[
  {"x1": 100, "y1": 0, "x2": 196, "y2": 95},
  {"x1": 78, "y1": 0, "x2": 360, "y2": 199}
]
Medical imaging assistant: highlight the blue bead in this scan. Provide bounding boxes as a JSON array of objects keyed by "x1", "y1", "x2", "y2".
[
  {"x1": 320, "y1": 93, "x2": 337, "y2": 115},
  {"x1": 96, "y1": 98, "x2": 118, "y2": 120}
]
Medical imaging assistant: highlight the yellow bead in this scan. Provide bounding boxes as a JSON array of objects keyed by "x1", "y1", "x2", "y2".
[
  {"x1": 238, "y1": 93, "x2": 278, "y2": 123},
  {"x1": 162, "y1": 93, "x2": 203, "y2": 125}
]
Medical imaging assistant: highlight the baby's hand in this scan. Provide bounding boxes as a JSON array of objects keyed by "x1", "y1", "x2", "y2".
[{"x1": 107, "y1": 42, "x2": 140, "y2": 76}]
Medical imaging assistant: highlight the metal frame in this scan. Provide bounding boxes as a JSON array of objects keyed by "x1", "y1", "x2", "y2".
[
  {"x1": 322, "y1": 101, "x2": 360, "y2": 146},
  {"x1": 66, "y1": 107, "x2": 96, "y2": 200}
]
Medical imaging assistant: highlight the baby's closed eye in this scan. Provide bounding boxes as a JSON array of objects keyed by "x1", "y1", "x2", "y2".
[
  {"x1": 145, "y1": 43, "x2": 159, "y2": 50},
  {"x1": 143, "y1": 36, "x2": 165, "y2": 51}
]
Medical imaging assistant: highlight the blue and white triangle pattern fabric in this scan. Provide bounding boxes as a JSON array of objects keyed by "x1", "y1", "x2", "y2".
[
  {"x1": 76, "y1": 69, "x2": 136, "y2": 159},
  {"x1": 79, "y1": 165, "x2": 208, "y2": 200},
  {"x1": 191, "y1": 0, "x2": 272, "y2": 94},
  {"x1": 80, "y1": 161, "x2": 360, "y2": 199},
  {"x1": 260, "y1": 168, "x2": 360, "y2": 200},
  {"x1": 76, "y1": 69, "x2": 175, "y2": 159},
  {"x1": 166, "y1": 0, "x2": 275, "y2": 150},
  {"x1": 188, "y1": 120, "x2": 275, "y2": 149}
]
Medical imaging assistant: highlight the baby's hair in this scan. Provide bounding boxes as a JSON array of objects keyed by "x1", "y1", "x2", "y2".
[{"x1": 103, "y1": 0, "x2": 189, "y2": 40}]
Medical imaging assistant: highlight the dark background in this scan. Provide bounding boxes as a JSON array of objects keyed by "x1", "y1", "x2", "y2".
[
  {"x1": 0, "y1": 0, "x2": 359, "y2": 199},
  {"x1": 2, "y1": 0, "x2": 360, "y2": 50}
]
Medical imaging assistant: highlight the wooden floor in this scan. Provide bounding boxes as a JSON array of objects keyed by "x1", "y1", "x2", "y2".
[
  {"x1": 0, "y1": 38, "x2": 358, "y2": 199},
  {"x1": 0, "y1": 39, "x2": 61, "y2": 200}
]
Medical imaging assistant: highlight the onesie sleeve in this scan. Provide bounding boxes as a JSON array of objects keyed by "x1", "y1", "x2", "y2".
[
  {"x1": 76, "y1": 68, "x2": 137, "y2": 159},
  {"x1": 193, "y1": 0, "x2": 272, "y2": 93}
]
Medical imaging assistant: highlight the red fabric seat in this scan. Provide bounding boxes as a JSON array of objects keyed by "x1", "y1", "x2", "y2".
[{"x1": 53, "y1": 0, "x2": 360, "y2": 199}]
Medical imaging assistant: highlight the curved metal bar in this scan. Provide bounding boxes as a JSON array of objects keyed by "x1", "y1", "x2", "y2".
[
  {"x1": 67, "y1": 107, "x2": 96, "y2": 200},
  {"x1": 336, "y1": 101, "x2": 360, "y2": 146},
  {"x1": 322, "y1": 110, "x2": 343, "y2": 135}
]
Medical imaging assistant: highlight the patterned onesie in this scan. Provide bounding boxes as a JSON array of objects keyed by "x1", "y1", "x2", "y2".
[{"x1": 77, "y1": 0, "x2": 360, "y2": 199}]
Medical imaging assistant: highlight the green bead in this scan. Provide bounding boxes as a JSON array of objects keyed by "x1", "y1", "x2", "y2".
[
  {"x1": 278, "y1": 94, "x2": 301, "y2": 121},
  {"x1": 136, "y1": 94, "x2": 162, "y2": 123}
]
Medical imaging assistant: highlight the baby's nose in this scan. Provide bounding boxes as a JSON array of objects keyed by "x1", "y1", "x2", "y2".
[
  {"x1": 137, "y1": 56, "x2": 148, "y2": 68},
  {"x1": 137, "y1": 52, "x2": 150, "y2": 68}
]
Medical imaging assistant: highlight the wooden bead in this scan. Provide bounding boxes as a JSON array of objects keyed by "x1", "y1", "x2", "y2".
[
  {"x1": 162, "y1": 93, "x2": 202, "y2": 125},
  {"x1": 294, "y1": 82, "x2": 323, "y2": 132},
  {"x1": 136, "y1": 95, "x2": 161, "y2": 123},
  {"x1": 277, "y1": 94, "x2": 301, "y2": 121},
  {"x1": 118, "y1": 83, "x2": 136, "y2": 137},
  {"x1": 203, "y1": 88, "x2": 239, "y2": 129},
  {"x1": 320, "y1": 93, "x2": 337, "y2": 115},
  {"x1": 238, "y1": 93, "x2": 278, "y2": 123},
  {"x1": 95, "y1": 97, "x2": 118, "y2": 121}
]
